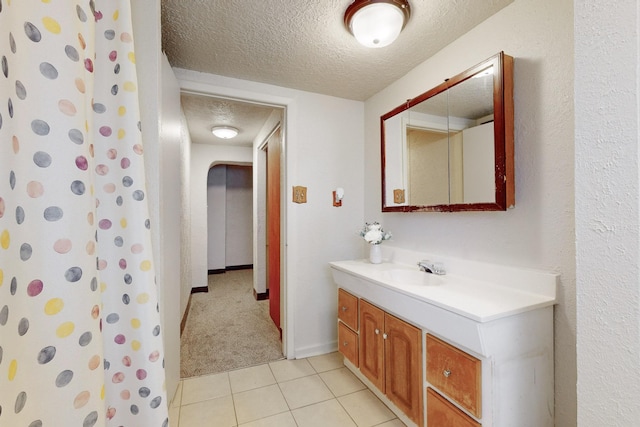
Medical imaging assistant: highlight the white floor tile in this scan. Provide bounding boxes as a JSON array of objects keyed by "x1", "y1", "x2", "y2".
[
  {"x1": 179, "y1": 395, "x2": 236, "y2": 427},
  {"x1": 338, "y1": 389, "x2": 396, "y2": 427},
  {"x1": 292, "y1": 399, "x2": 357, "y2": 427},
  {"x1": 233, "y1": 384, "x2": 289, "y2": 425},
  {"x1": 168, "y1": 404, "x2": 180, "y2": 426},
  {"x1": 181, "y1": 372, "x2": 231, "y2": 405},
  {"x1": 269, "y1": 358, "x2": 315, "y2": 382},
  {"x1": 238, "y1": 411, "x2": 297, "y2": 427},
  {"x1": 229, "y1": 363, "x2": 276, "y2": 393},
  {"x1": 319, "y1": 367, "x2": 366, "y2": 397},
  {"x1": 375, "y1": 419, "x2": 407, "y2": 427},
  {"x1": 279, "y1": 374, "x2": 334, "y2": 409},
  {"x1": 170, "y1": 380, "x2": 183, "y2": 407},
  {"x1": 176, "y1": 355, "x2": 405, "y2": 427},
  {"x1": 307, "y1": 351, "x2": 345, "y2": 373}
]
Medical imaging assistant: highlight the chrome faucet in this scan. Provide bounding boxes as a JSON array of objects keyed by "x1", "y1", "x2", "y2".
[{"x1": 417, "y1": 260, "x2": 446, "y2": 275}]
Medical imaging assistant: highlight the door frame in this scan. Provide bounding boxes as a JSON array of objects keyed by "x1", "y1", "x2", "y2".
[{"x1": 179, "y1": 78, "x2": 295, "y2": 359}]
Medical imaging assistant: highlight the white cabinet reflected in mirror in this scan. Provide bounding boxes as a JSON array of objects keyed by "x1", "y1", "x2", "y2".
[{"x1": 381, "y1": 52, "x2": 514, "y2": 212}]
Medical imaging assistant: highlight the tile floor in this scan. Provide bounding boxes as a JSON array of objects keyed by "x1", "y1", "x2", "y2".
[{"x1": 169, "y1": 351, "x2": 407, "y2": 427}]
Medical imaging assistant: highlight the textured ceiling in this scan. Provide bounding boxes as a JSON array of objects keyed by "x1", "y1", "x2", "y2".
[
  {"x1": 181, "y1": 93, "x2": 278, "y2": 147},
  {"x1": 161, "y1": 0, "x2": 514, "y2": 145}
]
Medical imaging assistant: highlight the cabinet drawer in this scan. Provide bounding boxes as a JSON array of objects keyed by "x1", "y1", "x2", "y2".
[
  {"x1": 427, "y1": 388, "x2": 481, "y2": 427},
  {"x1": 338, "y1": 288, "x2": 359, "y2": 331},
  {"x1": 427, "y1": 334, "x2": 481, "y2": 418},
  {"x1": 338, "y1": 321, "x2": 359, "y2": 367}
]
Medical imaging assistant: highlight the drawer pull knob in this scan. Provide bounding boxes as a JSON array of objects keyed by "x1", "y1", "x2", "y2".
[
  {"x1": 375, "y1": 328, "x2": 380, "y2": 335},
  {"x1": 443, "y1": 369, "x2": 451, "y2": 378}
]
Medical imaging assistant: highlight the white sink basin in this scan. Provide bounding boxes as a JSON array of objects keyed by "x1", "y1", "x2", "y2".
[
  {"x1": 381, "y1": 269, "x2": 444, "y2": 287},
  {"x1": 329, "y1": 256, "x2": 558, "y2": 323}
]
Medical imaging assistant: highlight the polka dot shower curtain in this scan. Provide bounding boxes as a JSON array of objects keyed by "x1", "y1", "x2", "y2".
[{"x1": 0, "y1": 1, "x2": 168, "y2": 426}]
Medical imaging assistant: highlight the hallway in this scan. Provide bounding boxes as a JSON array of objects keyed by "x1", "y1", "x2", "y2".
[{"x1": 180, "y1": 269, "x2": 283, "y2": 378}]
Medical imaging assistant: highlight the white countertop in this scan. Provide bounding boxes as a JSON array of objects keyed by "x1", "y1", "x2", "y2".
[{"x1": 329, "y1": 259, "x2": 557, "y2": 322}]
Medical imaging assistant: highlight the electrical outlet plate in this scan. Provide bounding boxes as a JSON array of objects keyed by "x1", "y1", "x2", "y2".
[{"x1": 293, "y1": 186, "x2": 307, "y2": 203}]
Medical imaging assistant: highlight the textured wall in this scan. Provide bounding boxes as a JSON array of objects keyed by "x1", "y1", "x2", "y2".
[
  {"x1": 364, "y1": 0, "x2": 576, "y2": 424},
  {"x1": 575, "y1": 0, "x2": 640, "y2": 424}
]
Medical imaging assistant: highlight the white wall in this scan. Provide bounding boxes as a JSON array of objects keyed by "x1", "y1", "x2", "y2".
[
  {"x1": 130, "y1": 0, "x2": 181, "y2": 404},
  {"x1": 575, "y1": 1, "x2": 640, "y2": 424},
  {"x1": 177, "y1": 69, "x2": 365, "y2": 358},
  {"x1": 157, "y1": 54, "x2": 183, "y2": 402},
  {"x1": 207, "y1": 165, "x2": 227, "y2": 270},
  {"x1": 206, "y1": 165, "x2": 253, "y2": 270},
  {"x1": 364, "y1": 0, "x2": 576, "y2": 424},
  {"x1": 179, "y1": 110, "x2": 192, "y2": 317},
  {"x1": 225, "y1": 165, "x2": 253, "y2": 267},
  {"x1": 190, "y1": 144, "x2": 253, "y2": 288}
]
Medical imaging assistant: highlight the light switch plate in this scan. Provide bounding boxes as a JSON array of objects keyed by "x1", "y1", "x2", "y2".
[
  {"x1": 293, "y1": 186, "x2": 307, "y2": 203},
  {"x1": 393, "y1": 189, "x2": 406, "y2": 204}
]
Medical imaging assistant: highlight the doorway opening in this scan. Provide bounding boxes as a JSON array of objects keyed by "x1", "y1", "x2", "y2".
[{"x1": 179, "y1": 92, "x2": 288, "y2": 378}]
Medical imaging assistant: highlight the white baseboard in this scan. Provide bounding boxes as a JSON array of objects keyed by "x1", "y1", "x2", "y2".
[{"x1": 293, "y1": 340, "x2": 338, "y2": 359}]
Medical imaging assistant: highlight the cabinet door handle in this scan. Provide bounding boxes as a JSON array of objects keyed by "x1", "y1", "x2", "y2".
[
  {"x1": 341, "y1": 306, "x2": 347, "y2": 312},
  {"x1": 375, "y1": 328, "x2": 380, "y2": 335},
  {"x1": 443, "y1": 369, "x2": 451, "y2": 378},
  {"x1": 382, "y1": 333, "x2": 388, "y2": 340},
  {"x1": 343, "y1": 341, "x2": 348, "y2": 347}
]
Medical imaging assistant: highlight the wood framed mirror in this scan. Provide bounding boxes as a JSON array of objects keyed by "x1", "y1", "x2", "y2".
[{"x1": 381, "y1": 52, "x2": 514, "y2": 212}]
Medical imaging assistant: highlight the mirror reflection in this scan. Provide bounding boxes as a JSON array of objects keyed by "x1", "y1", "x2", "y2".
[
  {"x1": 381, "y1": 52, "x2": 513, "y2": 212},
  {"x1": 405, "y1": 90, "x2": 450, "y2": 206}
]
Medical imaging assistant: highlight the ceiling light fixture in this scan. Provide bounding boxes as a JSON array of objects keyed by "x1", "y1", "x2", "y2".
[
  {"x1": 211, "y1": 125, "x2": 239, "y2": 139},
  {"x1": 344, "y1": 0, "x2": 411, "y2": 48}
]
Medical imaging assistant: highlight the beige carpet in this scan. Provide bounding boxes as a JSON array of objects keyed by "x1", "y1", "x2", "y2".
[{"x1": 180, "y1": 269, "x2": 283, "y2": 378}]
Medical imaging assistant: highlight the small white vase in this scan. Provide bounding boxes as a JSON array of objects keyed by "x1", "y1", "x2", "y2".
[{"x1": 369, "y1": 244, "x2": 382, "y2": 264}]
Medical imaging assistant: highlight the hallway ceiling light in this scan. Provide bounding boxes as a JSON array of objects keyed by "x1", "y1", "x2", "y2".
[
  {"x1": 211, "y1": 125, "x2": 239, "y2": 139},
  {"x1": 344, "y1": 0, "x2": 411, "y2": 48}
]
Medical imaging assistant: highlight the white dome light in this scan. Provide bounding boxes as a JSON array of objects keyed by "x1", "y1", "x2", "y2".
[
  {"x1": 211, "y1": 126, "x2": 239, "y2": 139},
  {"x1": 345, "y1": 1, "x2": 410, "y2": 48}
]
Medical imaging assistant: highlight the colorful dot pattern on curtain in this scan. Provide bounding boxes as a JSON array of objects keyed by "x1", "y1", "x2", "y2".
[{"x1": 0, "y1": 1, "x2": 168, "y2": 426}]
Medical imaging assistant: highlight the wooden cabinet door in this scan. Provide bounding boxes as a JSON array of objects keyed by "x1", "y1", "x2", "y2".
[
  {"x1": 338, "y1": 288, "x2": 359, "y2": 331},
  {"x1": 359, "y1": 300, "x2": 385, "y2": 391},
  {"x1": 385, "y1": 313, "x2": 423, "y2": 426},
  {"x1": 427, "y1": 388, "x2": 481, "y2": 427},
  {"x1": 338, "y1": 322, "x2": 359, "y2": 367},
  {"x1": 427, "y1": 334, "x2": 481, "y2": 418}
]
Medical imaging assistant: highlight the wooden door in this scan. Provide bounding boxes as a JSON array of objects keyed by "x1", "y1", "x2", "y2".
[
  {"x1": 385, "y1": 313, "x2": 423, "y2": 426},
  {"x1": 359, "y1": 300, "x2": 385, "y2": 391},
  {"x1": 266, "y1": 128, "x2": 281, "y2": 333}
]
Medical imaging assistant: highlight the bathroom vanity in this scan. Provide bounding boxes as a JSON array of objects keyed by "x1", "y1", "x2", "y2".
[{"x1": 330, "y1": 247, "x2": 557, "y2": 427}]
